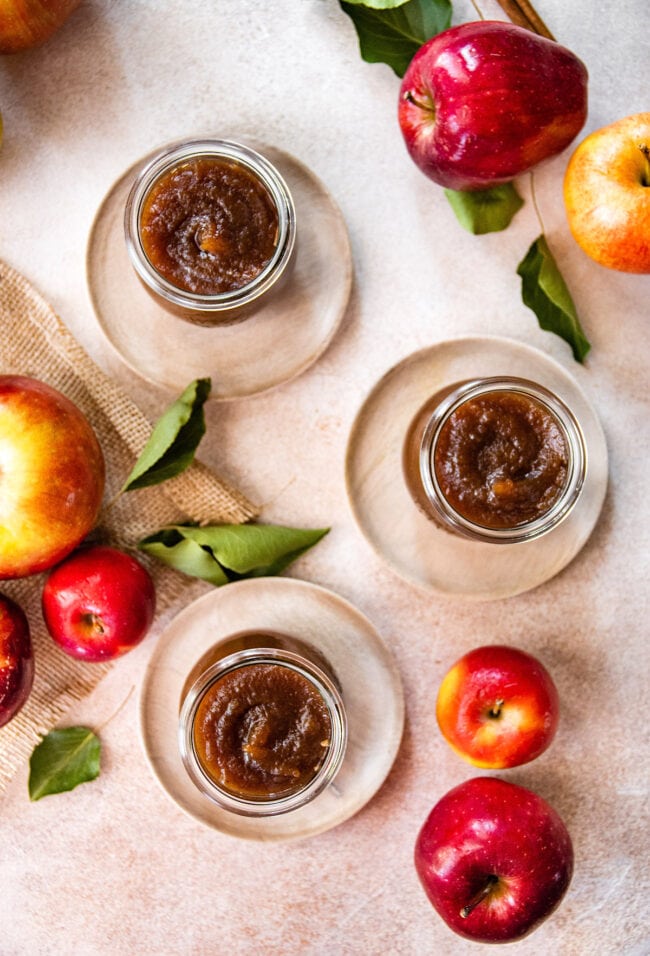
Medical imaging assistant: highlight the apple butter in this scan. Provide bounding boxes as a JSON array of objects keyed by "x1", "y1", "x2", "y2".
[
  {"x1": 434, "y1": 389, "x2": 569, "y2": 529},
  {"x1": 403, "y1": 377, "x2": 585, "y2": 542},
  {"x1": 192, "y1": 660, "x2": 333, "y2": 801},
  {"x1": 139, "y1": 156, "x2": 280, "y2": 295}
]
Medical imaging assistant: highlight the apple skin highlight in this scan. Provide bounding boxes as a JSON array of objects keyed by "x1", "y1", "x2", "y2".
[{"x1": 398, "y1": 21, "x2": 588, "y2": 192}]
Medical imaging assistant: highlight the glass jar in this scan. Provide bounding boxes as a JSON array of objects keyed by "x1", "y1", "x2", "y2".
[
  {"x1": 178, "y1": 631, "x2": 347, "y2": 817},
  {"x1": 124, "y1": 139, "x2": 296, "y2": 326},
  {"x1": 402, "y1": 377, "x2": 586, "y2": 544}
]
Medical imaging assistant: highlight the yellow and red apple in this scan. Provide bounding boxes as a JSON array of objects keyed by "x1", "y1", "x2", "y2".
[
  {"x1": 0, "y1": 376, "x2": 105, "y2": 579},
  {"x1": 436, "y1": 645, "x2": 559, "y2": 769},
  {"x1": 564, "y1": 112, "x2": 650, "y2": 273},
  {"x1": 0, "y1": 0, "x2": 82, "y2": 54}
]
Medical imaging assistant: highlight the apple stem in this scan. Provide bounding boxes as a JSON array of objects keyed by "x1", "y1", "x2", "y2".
[
  {"x1": 82, "y1": 613, "x2": 105, "y2": 635},
  {"x1": 488, "y1": 699, "x2": 504, "y2": 719},
  {"x1": 469, "y1": 0, "x2": 485, "y2": 19},
  {"x1": 639, "y1": 144, "x2": 650, "y2": 187},
  {"x1": 403, "y1": 91, "x2": 431, "y2": 113},
  {"x1": 460, "y1": 875, "x2": 499, "y2": 919}
]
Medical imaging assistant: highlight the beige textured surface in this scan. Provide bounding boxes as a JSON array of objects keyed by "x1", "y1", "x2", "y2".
[{"x1": 0, "y1": 1, "x2": 648, "y2": 954}]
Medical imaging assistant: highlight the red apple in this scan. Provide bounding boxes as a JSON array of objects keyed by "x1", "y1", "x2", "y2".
[
  {"x1": 42, "y1": 545, "x2": 156, "y2": 662},
  {"x1": 0, "y1": 592, "x2": 33, "y2": 726},
  {"x1": 398, "y1": 21, "x2": 588, "y2": 191},
  {"x1": 563, "y1": 112, "x2": 650, "y2": 273},
  {"x1": 0, "y1": 376, "x2": 105, "y2": 579},
  {"x1": 436, "y1": 645, "x2": 559, "y2": 769},
  {"x1": 415, "y1": 777, "x2": 573, "y2": 943},
  {"x1": 0, "y1": 0, "x2": 82, "y2": 54}
]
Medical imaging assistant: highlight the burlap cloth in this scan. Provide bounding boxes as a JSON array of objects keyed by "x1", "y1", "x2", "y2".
[{"x1": 0, "y1": 259, "x2": 258, "y2": 793}]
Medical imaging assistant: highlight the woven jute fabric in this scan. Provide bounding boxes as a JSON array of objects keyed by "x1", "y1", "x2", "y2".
[{"x1": 0, "y1": 259, "x2": 258, "y2": 793}]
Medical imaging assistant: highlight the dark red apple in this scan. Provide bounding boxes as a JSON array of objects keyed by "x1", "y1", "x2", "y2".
[
  {"x1": 0, "y1": 592, "x2": 33, "y2": 726},
  {"x1": 398, "y1": 21, "x2": 588, "y2": 191},
  {"x1": 42, "y1": 545, "x2": 156, "y2": 662},
  {"x1": 0, "y1": 375, "x2": 105, "y2": 580},
  {"x1": 0, "y1": 0, "x2": 82, "y2": 54},
  {"x1": 415, "y1": 777, "x2": 573, "y2": 943}
]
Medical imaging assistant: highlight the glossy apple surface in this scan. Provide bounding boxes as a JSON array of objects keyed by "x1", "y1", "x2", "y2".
[
  {"x1": 42, "y1": 545, "x2": 156, "y2": 662},
  {"x1": 0, "y1": 376, "x2": 105, "y2": 579},
  {"x1": 398, "y1": 21, "x2": 588, "y2": 191},
  {"x1": 0, "y1": 592, "x2": 33, "y2": 726},
  {"x1": 415, "y1": 777, "x2": 573, "y2": 943},
  {"x1": 436, "y1": 644, "x2": 559, "y2": 769},
  {"x1": 564, "y1": 112, "x2": 650, "y2": 273},
  {"x1": 0, "y1": 0, "x2": 81, "y2": 53}
]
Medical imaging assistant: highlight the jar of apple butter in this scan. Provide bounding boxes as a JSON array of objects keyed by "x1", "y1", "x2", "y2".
[
  {"x1": 403, "y1": 377, "x2": 586, "y2": 543},
  {"x1": 178, "y1": 631, "x2": 347, "y2": 815},
  {"x1": 124, "y1": 139, "x2": 296, "y2": 325}
]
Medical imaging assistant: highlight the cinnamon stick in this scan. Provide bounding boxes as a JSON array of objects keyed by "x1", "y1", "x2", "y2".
[{"x1": 494, "y1": 0, "x2": 556, "y2": 41}]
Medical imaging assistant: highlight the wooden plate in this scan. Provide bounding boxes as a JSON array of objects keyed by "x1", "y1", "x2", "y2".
[
  {"x1": 345, "y1": 336, "x2": 608, "y2": 600},
  {"x1": 87, "y1": 142, "x2": 352, "y2": 400},
  {"x1": 139, "y1": 577, "x2": 404, "y2": 841}
]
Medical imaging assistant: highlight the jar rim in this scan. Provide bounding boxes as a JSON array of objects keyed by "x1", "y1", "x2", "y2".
[
  {"x1": 124, "y1": 138, "x2": 296, "y2": 313},
  {"x1": 418, "y1": 376, "x2": 587, "y2": 544},
  {"x1": 178, "y1": 646, "x2": 347, "y2": 817}
]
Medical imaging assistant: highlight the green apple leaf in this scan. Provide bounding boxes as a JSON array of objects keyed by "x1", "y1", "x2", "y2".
[
  {"x1": 517, "y1": 235, "x2": 591, "y2": 363},
  {"x1": 121, "y1": 378, "x2": 211, "y2": 492},
  {"x1": 339, "y1": 0, "x2": 452, "y2": 77},
  {"x1": 28, "y1": 727, "x2": 101, "y2": 801},
  {"x1": 444, "y1": 183, "x2": 524, "y2": 235},
  {"x1": 138, "y1": 524, "x2": 330, "y2": 585}
]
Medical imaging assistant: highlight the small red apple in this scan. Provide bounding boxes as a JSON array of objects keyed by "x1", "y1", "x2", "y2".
[
  {"x1": 398, "y1": 21, "x2": 588, "y2": 191},
  {"x1": 436, "y1": 645, "x2": 559, "y2": 769},
  {"x1": 0, "y1": 0, "x2": 82, "y2": 54},
  {"x1": 42, "y1": 545, "x2": 156, "y2": 662},
  {"x1": 0, "y1": 375, "x2": 105, "y2": 580},
  {"x1": 0, "y1": 592, "x2": 33, "y2": 726},
  {"x1": 415, "y1": 777, "x2": 573, "y2": 943},
  {"x1": 563, "y1": 112, "x2": 650, "y2": 273}
]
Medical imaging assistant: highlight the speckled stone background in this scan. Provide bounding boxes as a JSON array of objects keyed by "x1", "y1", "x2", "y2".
[{"x1": 0, "y1": 1, "x2": 648, "y2": 953}]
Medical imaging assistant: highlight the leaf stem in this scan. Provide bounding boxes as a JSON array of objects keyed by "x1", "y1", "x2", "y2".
[
  {"x1": 529, "y1": 171, "x2": 546, "y2": 235},
  {"x1": 100, "y1": 487, "x2": 124, "y2": 518},
  {"x1": 97, "y1": 685, "x2": 136, "y2": 734}
]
